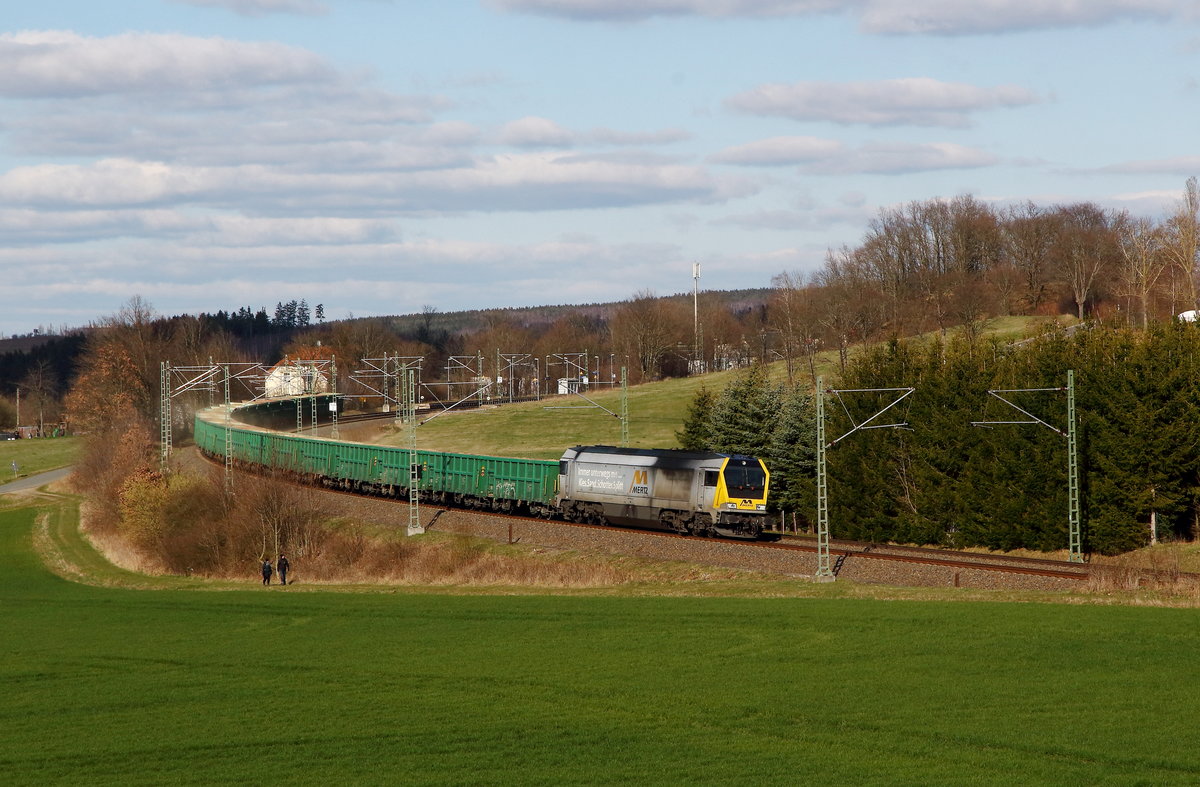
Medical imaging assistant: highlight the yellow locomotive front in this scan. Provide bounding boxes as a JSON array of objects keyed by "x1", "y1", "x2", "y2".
[{"x1": 709, "y1": 455, "x2": 770, "y2": 537}]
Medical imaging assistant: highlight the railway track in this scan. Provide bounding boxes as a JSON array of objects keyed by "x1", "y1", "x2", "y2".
[
  {"x1": 266, "y1": 465, "x2": 1092, "y2": 583},
  {"x1": 202, "y1": 444, "x2": 1092, "y2": 585},
  {"x1": 770, "y1": 534, "x2": 1088, "y2": 581},
  {"x1": 776, "y1": 533, "x2": 1090, "y2": 579}
]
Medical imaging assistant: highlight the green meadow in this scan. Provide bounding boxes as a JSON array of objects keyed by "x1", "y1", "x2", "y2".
[
  {"x1": 0, "y1": 436, "x2": 80, "y2": 479},
  {"x1": 5, "y1": 498, "x2": 1200, "y2": 785}
]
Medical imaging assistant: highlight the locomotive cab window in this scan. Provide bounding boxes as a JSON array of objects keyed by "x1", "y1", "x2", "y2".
[
  {"x1": 702, "y1": 470, "x2": 719, "y2": 487},
  {"x1": 559, "y1": 461, "x2": 568, "y2": 475},
  {"x1": 723, "y1": 462, "x2": 765, "y2": 496}
]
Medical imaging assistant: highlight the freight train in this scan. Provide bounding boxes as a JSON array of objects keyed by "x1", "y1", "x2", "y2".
[{"x1": 194, "y1": 396, "x2": 773, "y2": 540}]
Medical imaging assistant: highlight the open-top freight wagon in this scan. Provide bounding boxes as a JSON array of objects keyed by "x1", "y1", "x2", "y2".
[{"x1": 194, "y1": 396, "x2": 772, "y2": 539}]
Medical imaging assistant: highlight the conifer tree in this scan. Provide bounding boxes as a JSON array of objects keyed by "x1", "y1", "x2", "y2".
[
  {"x1": 766, "y1": 386, "x2": 816, "y2": 516},
  {"x1": 675, "y1": 386, "x2": 715, "y2": 451},
  {"x1": 708, "y1": 364, "x2": 782, "y2": 457}
]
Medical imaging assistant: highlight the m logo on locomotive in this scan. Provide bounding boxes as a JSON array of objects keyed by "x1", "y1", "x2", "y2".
[{"x1": 630, "y1": 469, "x2": 651, "y2": 496}]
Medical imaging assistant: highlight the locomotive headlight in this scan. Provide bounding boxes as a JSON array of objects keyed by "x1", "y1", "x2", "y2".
[{"x1": 756, "y1": 504, "x2": 765, "y2": 511}]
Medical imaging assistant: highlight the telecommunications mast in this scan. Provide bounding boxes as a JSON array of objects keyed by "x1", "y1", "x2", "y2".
[{"x1": 692, "y1": 261, "x2": 700, "y2": 371}]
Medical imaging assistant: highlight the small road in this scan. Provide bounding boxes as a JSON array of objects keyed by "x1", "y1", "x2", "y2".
[{"x1": 0, "y1": 466, "x2": 73, "y2": 495}]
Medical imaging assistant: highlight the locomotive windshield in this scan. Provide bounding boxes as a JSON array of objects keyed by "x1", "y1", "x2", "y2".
[{"x1": 723, "y1": 460, "x2": 766, "y2": 497}]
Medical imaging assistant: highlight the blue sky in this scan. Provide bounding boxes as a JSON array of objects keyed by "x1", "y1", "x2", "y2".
[{"x1": 1, "y1": 0, "x2": 1198, "y2": 336}]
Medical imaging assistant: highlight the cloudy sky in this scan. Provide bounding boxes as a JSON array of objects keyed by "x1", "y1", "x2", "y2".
[{"x1": 2, "y1": 1, "x2": 1198, "y2": 336}]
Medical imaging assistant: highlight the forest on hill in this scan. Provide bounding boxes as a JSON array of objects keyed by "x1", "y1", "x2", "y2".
[{"x1": 842, "y1": 320, "x2": 1200, "y2": 554}]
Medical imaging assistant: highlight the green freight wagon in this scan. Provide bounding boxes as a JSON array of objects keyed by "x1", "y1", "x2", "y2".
[{"x1": 194, "y1": 399, "x2": 559, "y2": 516}]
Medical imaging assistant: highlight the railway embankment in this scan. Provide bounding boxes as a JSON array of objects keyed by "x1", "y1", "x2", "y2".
[{"x1": 320, "y1": 488, "x2": 1079, "y2": 591}]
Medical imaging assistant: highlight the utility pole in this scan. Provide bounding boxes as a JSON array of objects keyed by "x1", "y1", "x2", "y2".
[
  {"x1": 160, "y1": 362, "x2": 171, "y2": 473},
  {"x1": 815, "y1": 379, "x2": 828, "y2": 579},
  {"x1": 404, "y1": 368, "x2": 422, "y2": 536},
  {"x1": 620, "y1": 366, "x2": 629, "y2": 447},
  {"x1": 971, "y1": 370, "x2": 1083, "y2": 563},
  {"x1": 814, "y1": 378, "x2": 916, "y2": 581},
  {"x1": 692, "y1": 261, "x2": 700, "y2": 373}
]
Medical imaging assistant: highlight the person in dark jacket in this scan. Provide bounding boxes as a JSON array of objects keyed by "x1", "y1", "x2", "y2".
[
  {"x1": 261, "y1": 559, "x2": 273, "y2": 586},
  {"x1": 277, "y1": 554, "x2": 290, "y2": 586}
]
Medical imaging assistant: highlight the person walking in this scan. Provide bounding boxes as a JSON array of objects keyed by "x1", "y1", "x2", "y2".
[
  {"x1": 261, "y1": 558, "x2": 273, "y2": 586},
  {"x1": 277, "y1": 554, "x2": 290, "y2": 586}
]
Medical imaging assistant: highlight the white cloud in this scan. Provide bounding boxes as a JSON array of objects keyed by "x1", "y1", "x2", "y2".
[
  {"x1": 710, "y1": 136, "x2": 845, "y2": 165},
  {"x1": 192, "y1": 216, "x2": 401, "y2": 247},
  {"x1": 488, "y1": 0, "x2": 850, "y2": 22},
  {"x1": 801, "y1": 141, "x2": 998, "y2": 174},
  {"x1": 497, "y1": 118, "x2": 691, "y2": 149},
  {"x1": 500, "y1": 116, "x2": 576, "y2": 147},
  {"x1": 174, "y1": 0, "x2": 330, "y2": 16},
  {"x1": 0, "y1": 30, "x2": 336, "y2": 98},
  {"x1": 1094, "y1": 156, "x2": 1200, "y2": 175},
  {"x1": 710, "y1": 137, "x2": 997, "y2": 174},
  {"x1": 0, "y1": 159, "x2": 212, "y2": 207},
  {"x1": 398, "y1": 152, "x2": 751, "y2": 210},
  {"x1": 0, "y1": 30, "x2": 727, "y2": 224},
  {"x1": 588, "y1": 127, "x2": 692, "y2": 146},
  {"x1": 493, "y1": 0, "x2": 1195, "y2": 33},
  {"x1": 0, "y1": 208, "x2": 196, "y2": 245},
  {"x1": 0, "y1": 153, "x2": 748, "y2": 213},
  {"x1": 713, "y1": 206, "x2": 871, "y2": 231},
  {"x1": 726, "y1": 78, "x2": 1038, "y2": 127},
  {"x1": 0, "y1": 234, "x2": 704, "y2": 329},
  {"x1": 859, "y1": 0, "x2": 1186, "y2": 35}
]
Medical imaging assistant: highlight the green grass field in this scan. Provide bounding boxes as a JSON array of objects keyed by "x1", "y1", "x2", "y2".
[
  {"x1": 0, "y1": 436, "x2": 80, "y2": 480},
  {"x1": 407, "y1": 371, "x2": 722, "y2": 458},
  {"x1": 6, "y1": 498, "x2": 1200, "y2": 785}
]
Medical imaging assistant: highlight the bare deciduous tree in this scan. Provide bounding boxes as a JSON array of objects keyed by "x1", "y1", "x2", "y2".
[
  {"x1": 1001, "y1": 202, "x2": 1060, "y2": 313},
  {"x1": 612, "y1": 289, "x2": 686, "y2": 381},
  {"x1": 1054, "y1": 202, "x2": 1117, "y2": 320},
  {"x1": 1163, "y1": 176, "x2": 1200, "y2": 314},
  {"x1": 1114, "y1": 211, "x2": 1168, "y2": 328},
  {"x1": 20, "y1": 359, "x2": 57, "y2": 436}
]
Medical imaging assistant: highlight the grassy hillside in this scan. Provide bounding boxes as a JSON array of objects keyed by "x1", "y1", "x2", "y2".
[
  {"x1": 6, "y1": 496, "x2": 1200, "y2": 784},
  {"x1": 385, "y1": 315, "x2": 1068, "y2": 459},
  {"x1": 399, "y1": 371, "x2": 724, "y2": 459},
  {"x1": 0, "y1": 436, "x2": 80, "y2": 479}
]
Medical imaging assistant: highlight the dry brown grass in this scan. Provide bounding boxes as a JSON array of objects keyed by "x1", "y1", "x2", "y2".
[
  {"x1": 187, "y1": 527, "x2": 633, "y2": 589},
  {"x1": 287, "y1": 533, "x2": 633, "y2": 588},
  {"x1": 1086, "y1": 545, "x2": 1200, "y2": 598}
]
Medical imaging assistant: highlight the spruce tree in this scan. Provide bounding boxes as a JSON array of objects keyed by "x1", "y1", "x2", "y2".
[
  {"x1": 766, "y1": 386, "x2": 816, "y2": 517},
  {"x1": 708, "y1": 364, "x2": 781, "y2": 458},
  {"x1": 675, "y1": 386, "x2": 715, "y2": 451}
]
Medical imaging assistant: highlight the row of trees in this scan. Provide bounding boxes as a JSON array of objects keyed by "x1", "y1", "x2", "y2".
[
  {"x1": 830, "y1": 321, "x2": 1200, "y2": 554},
  {"x1": 201, "y1": 300, "x2": 326, "y2": 337},
  {"x1": 680, "y1": 320, "x2": 1200, "y2": 555},
  {"x1": 0, "y1": 333, "x2": 84, "y2": 432},
  {"x1": 764, "y1": 182, "x2": 1200, "y2": 384}
]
